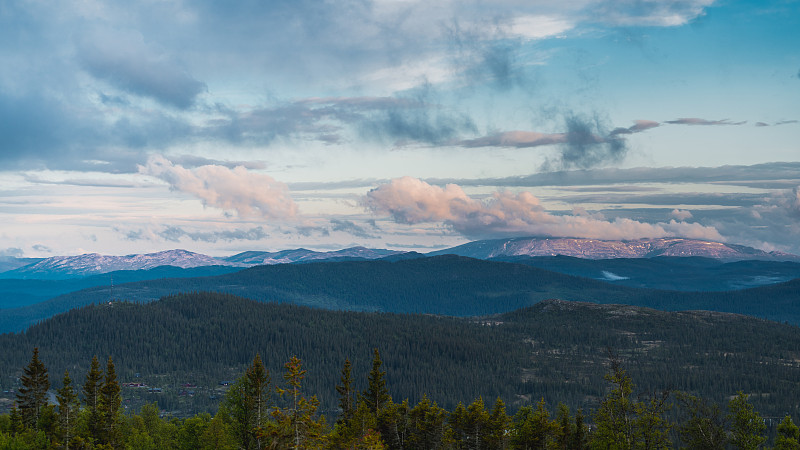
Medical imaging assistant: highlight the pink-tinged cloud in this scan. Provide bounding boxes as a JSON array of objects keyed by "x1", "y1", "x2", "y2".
[
  {"x1": 670, "y1": 209, "x2": 693, "y2": 221},
  {"x1": 139, "y1": 155, "x2": 297, "y2": 220},
  {"x1": 630, "y1": 120, "x2": 661, "y2": 132},
  {"x1": 458, "y1": 131, "x2": 566, "y2": 148},
  {"x1": 365, "y1": 177, "x2": 723, "y2": 241},
  {"x1": 665, "y1": 118, "x2": 746, "y2": 126}
]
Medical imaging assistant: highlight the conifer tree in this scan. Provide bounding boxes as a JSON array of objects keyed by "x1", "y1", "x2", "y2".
[
  {"x1": 676, "y1": 392, "x2": 726, "y2": 449},
  {"x1": 590, "y1": 357, "x2": 637, "y2": 449},
  {"x1": 407, "y1": 395, "x2": 448, "y2": 449},
  {"x1": 56, "y1": 370, "x2": 80, "y2": 449},
  {"x1": 82, "y1": 355, "x2": 103, "y2": 443},
  {"x1": 775, "y1": 416, "x2": 800, "y2": 450},
  {"x1": 269, "y1": 356, "x2": 324, "y2": 449},
  {"x1": 16, "y1": 347, "x2": 50, "y2": 430},
  {"x1": 224, "y1": 353, "x2": 271, "y2": 450},
  {"x1": 727, "y1": 392, "x2": 766, "y2": 450},
  {"x1": 336, "y1": 358, "x2": 354, "y2": 424},
  {"x1": 100, "y1": 356, "x2": 122, "y2": 446},
  {"x1": 360, "y1": 349, "x2": 391, "y2": 414}
]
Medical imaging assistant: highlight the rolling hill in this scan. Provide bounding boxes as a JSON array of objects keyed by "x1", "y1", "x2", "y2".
[
  {"x1": 1, "y1": 292, "x2": 799, "y2": 418},
  {"x1": 2, "y1": 255, "x2": 800, "y2": 334}
]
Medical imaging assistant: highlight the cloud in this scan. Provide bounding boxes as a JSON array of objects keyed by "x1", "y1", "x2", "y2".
[
  {"x1": 670, "y1": 209, "x2": 693, "y2": 221},
  {"x1": 459, "y1": 114, "x2": 632, "y2": 170},
  {"x1": 754, "y1": 119, "x2": 799, "y2": 127},
  {"x1": 365, "y1": 176, "x2": 723, "y2": 241},
  {"x1": 139, "y1": 155, "x2": 298, "y2": 220},
  {"x1": 609, "y1": 119, "x2": 661, "y2": 135},
  {"x1": 459, "y1": 131, "x2": 565, "y2": 148},
  {"x1": 330, "y1": 219, "x2": 380, "y2": 239},
  {"x1": 429, "y1": 162, "x2": 800, "y2": 190},
  {"x1": 0, "y1": 248, "x2": 24, "y2": 258},
  {"x1": 664, "y1": 118, "x2": 746, "y2": 126},
  {"x1": 75, "y1": 28, "x2": 206, "y2": 109},
  {"x1": 32, "y1": 244, "x2": 52, "y2": 253},
  {"x1": 586, "y1": 0, "x2": 715, "y2": 27},
  {"x1": 543, "y1": 114, "x2": 628, "y2": 170},
  {"x1": 158, "y1": 226, "x2": 269, "y2": 243},
  {"x1": 358, "y1": 85, "x2": 478, "y2": 145}
]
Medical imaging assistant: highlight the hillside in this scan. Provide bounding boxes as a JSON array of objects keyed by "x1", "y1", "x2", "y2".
[
  {"x1": 3, "y1": 255, "x2": 800, "y2": 333},
  {"x1": 493, "y1": 255, "x2": 800, "y2": 291},
  {"x1": 433, "y1": 237, "x2": 800, "y2": 261},
  {"x1": 1, "y1": 292, "x2": 799, "y2": 419}
]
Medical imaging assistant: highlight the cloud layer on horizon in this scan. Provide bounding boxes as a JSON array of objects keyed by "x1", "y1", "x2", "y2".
[{"x1": 365, "y1": 176, "x2": 723, "y2": 241}]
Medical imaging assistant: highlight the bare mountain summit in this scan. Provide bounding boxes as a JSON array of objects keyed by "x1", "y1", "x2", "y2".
[{"x1": 431, "y1": 237, "x2": 800, "y2": 261}]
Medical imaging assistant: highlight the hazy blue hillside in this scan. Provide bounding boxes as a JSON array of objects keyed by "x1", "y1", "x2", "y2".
[
  {"x1": 2, "y1": 255, "x2": 800, "y2": 333},
  {"x1": 493, "y1": 255, "x2": 800, "y2": 291},
  {"x1": 0, "y1": 265, "x2": 243, "y2": 309}
]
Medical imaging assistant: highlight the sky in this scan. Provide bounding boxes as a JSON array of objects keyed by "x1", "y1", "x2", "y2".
[{"x1": 1, "y1": 0, "x2": 799, "y2": 258}]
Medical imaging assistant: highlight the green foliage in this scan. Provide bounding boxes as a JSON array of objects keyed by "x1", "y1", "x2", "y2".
[
  {"x1": 223, "y1": 353, "x2": 271, "y2": 449},
  {"x1": 407, "y1": 395, "x2": 448, "y2": 449},
  {"x1": 267, "y1": 356, "x2": 325, "y2": 449},
  {"x1": 15, "y1": 347, "x2": 49, "y2": 430},
  {"x1": 55, "y1": 370, "x2": 80, "y2": 449},
  {"x1": 727, "y1": 392, "x2": 766, "y2": 450},
  {"x1": 82, "y1": 355, "x2": 103, "y2": 442},
  {"x1": 675, "y1": 392, "x2": 726, "y2": 449},
  {"x1": 336, "y1": 358, "x2": 354, "y2": 425},
  {"x1": 4, "y1": 291, "x2": 800, "y2": 419},
  {"x1": 775, "y1": 416, "x2": 800, "y2": 450},
  {"x1": 100, "y1": 356, "x2": 122, "y2": 446},
  {"x1": 361, "y1": 349, "x2": 391, "y2": 415}
]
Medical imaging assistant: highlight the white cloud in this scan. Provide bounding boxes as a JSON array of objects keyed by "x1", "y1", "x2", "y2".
[
  {"x1": 670, "y1": 209, "x2": 693, "y2": 221},
  {"x1": 139, "y1": 155, "x2": 297, "y2": 220},
  {"x1": 365, "y1": 177, "x2": 723, "y2": 241}
]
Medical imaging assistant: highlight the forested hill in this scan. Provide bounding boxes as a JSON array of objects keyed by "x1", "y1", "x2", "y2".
[
  {"x1": 3, "y1": 255, "x2": 800, "y2": 333},
  {"x1": 2, "y1": 292, "x2": 800, "y2": 419}
]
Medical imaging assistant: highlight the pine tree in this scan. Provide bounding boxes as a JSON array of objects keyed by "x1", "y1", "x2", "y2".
[
  {"x1": 775, "y1": 416, "x2": 800, "y2": 450},
  {"x1": 100, "y1": 356, "x2": 122, "y2": 447},
  {"x1": 727, "y1": 392, "x2": 766, "y2": 450},
  {"x1": 16, "y1": 347, "x2": 50, "y2": 430},
  {"x1": 269, "y1": 356, "x2": 324, "y2": 449},
  {"x1": 56, "y1": 370, "x2": 80, "y2": 450},
  {"x1": 83, "y1": 355, "x2": 103, "y2": 443},
  {"x1": 224, "y1": 353, "x2": 271, "y2": 450},
  {"x1": 360, "y1": 349, "x2": 391, "y2": 414},
  {"x1": 336, "y1": 358, "x2": 354, "y2": 424},
  {"x1": 590, "y1": 357, "x2": 637, "y2": 449}
]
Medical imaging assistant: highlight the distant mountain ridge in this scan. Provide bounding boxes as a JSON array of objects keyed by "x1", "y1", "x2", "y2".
[
  {"x1": 3, "y1": 237, "x2": 797, "y2": 280},
  {"x1": 430, "y1": 237, "x2": 800, "y2": 261},
  {"x1": 3, "y1": 249, "x2": 245, "y2": 279},
  {"x1": 3, "y1": 247, "x2": 408, "y2": 279},
  {"x1": 225, "y1": 246, "x2": 405, "y2": 265}
]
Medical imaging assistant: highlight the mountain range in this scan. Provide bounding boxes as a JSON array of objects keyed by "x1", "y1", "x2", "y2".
[{"x1": 3, "y1": 237, "x2": 798, "y2": 280}]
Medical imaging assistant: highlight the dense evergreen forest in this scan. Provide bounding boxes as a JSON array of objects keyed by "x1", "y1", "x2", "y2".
[
  {"x1": 4, "y1": 255, "x2": 800, "y2": 334},
  {"x1": 2, "y1": 292, "x2": 800, "y2": 425},
  {"x1": 2, "y1": 342, "x2": 798, "y2": 448}
]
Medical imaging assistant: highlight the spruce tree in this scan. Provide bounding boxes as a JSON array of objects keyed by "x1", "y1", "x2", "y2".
[
  {"x1": 83, "y1": 355, "x2": 103, "y2": 443},
  {"x1": 100, "y1": 356, "x2": 122, "y2": 446},
  {"x1": 224, "y1": 353, "x2": 270, "y2": 450},
  {"x1": 269, "y1": 356, "x2": 324, "y2": 449},
  {"x1": 336, "y1": 358, "x2": 354, "y2": 424},
  {"x1": 16, "y1": 347, "x2": 50, "y2": 430},
  {"x1": 56, "y1": 370, "x2": 80, "y2": 450},
  {"x1": 360, "y1": 348, "x2": 391, "y2": 414}
]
